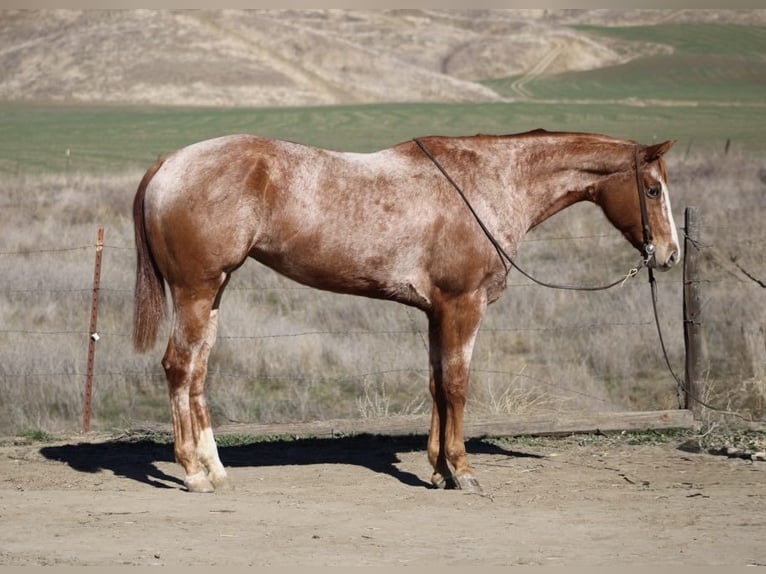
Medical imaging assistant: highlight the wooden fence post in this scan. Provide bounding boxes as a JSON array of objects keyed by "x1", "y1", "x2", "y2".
[
  {"x1": 683, "y1": 207, "x2": 705, "y2": 419},
  {"x1": 82, "y1": 226, "x2": 104, "y2": 433}
]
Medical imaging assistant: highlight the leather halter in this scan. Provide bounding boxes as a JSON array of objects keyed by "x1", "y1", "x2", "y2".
[{"x1": 633, "y1": 146, "x2": 656, "y2": 266}]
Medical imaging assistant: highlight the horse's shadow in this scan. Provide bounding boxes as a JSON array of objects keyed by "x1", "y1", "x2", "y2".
[{"x1": 39, "y1": 433, "x2": 541, "y2": 491}]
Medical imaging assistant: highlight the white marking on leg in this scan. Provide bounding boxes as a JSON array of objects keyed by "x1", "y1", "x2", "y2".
[
  {"x1": 197, "y1": 426, "x2": 228, "y2": 488},
  {"x1": 196, "y1": 426, "x2": 220, "y2": 466}
]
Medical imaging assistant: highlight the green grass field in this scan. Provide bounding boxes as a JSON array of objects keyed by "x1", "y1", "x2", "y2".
[
  {"x1": 0, "y1": 99, "x2": 763, "y2": 176},
  {"x1": 1, "y1": 22, "x2": 763, "y2": 176},
  {"x1": 485, "y1": 23, "x2": 766, "y2": 104}
]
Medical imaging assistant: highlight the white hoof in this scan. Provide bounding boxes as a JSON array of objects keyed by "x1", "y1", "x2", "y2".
[
  {"x1": 209, "y1": 470, "x2": 233, "y2": 492},
  {"x1": 184, "y1": 471, "x2": 215, "y2": 493}
]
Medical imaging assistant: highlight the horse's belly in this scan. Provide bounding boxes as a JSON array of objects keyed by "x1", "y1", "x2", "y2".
[{"x1": 250, "y1": 238, "x2": 431, "y2": 308}]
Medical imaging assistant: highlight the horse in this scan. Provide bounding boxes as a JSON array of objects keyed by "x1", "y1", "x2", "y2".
[{"x1": 132, "y1": 129, "x2": 679, "y2": 493}]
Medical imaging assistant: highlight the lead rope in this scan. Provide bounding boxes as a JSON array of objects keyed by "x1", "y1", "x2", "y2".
[
  {"x1": 647, "y1": 250, "x2": 750, "y2": 421},
  {"x1": 635, "y1": 147, "x2": 749, "y2": 420},
  {"x1": 413, "y1": 138, "x2": 646, "y2": 291},
  {"x1": 415, "y1": 137, "x2": 751, "y2": 422}
]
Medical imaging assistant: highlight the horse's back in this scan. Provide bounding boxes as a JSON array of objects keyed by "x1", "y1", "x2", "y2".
[
  {"x1": 140, "y1": 133, "x2": 503, "y2": 306},
  {"x1": 148, "y1": 134, "x2": 290, "y2": 199}
]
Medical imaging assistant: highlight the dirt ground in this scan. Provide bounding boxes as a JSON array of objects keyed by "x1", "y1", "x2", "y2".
[{"x1": 1, "y1": 430, "x2": 764, "y2": 566}]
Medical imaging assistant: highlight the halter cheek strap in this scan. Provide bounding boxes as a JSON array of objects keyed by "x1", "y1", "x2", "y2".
[{"x1": 634, "y1": 146, "x2": 655, "y2": 265}]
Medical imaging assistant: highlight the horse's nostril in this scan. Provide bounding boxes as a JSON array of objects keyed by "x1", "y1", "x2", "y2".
[{"x1": 668, "y1": 250, "x2": 680, "y2": 266}]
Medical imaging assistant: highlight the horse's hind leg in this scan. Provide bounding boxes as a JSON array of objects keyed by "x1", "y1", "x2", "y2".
[
  {"x1": 191, "y1": 306, "x2": 229, "y2": 490},
  {"x1": 163, "y1": 277, "x2": 229, "y2": 493}
]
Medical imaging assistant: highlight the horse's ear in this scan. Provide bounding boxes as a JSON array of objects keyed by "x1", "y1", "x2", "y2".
[{"x1": 643, "y1": 140, "x2": 676, "y2": 162}]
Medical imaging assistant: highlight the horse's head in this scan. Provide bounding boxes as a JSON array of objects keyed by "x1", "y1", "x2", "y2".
[{"x1": 597, "y1": 140, "x2": 680, "y2": 271}]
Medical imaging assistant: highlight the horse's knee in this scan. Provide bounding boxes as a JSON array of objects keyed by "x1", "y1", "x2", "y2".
[{"x1": 442, "y1": 371, "x2": 469, "y2": 400}]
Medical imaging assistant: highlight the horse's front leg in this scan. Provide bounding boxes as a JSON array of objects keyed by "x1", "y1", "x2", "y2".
[
  {"x1": 427, "y1": 370, "x2": 450, "y2": 489},
  {"x1": 427, "y1": 290, "x2": 486, "y2": 492}
]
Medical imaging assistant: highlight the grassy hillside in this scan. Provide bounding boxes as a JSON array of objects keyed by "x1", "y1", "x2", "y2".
[
  {"x1": 13, "y1": 10, "x2": 756, "y2": 109},
  {"x1": 485, "y1": 24, "x2": 766, "y2": 103}
]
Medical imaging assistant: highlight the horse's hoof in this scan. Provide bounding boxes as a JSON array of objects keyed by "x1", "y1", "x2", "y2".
[
  {"x1": 454, "y1": 474, "x2": 483, "y2": 493},
  {"x1": 210, "y1": 474, "x2": 234, "y2": 493},
  {"x1": 431, "y1": 472, "x2": 449, "y2": 490},
  {"x1": 184, "y1": 471, "x2": 215, "y2": 493}
]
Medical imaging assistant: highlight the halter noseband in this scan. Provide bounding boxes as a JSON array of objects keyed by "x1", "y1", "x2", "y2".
[{"x1": 633, "y1": 145, "x2": 655, "y2": 266}]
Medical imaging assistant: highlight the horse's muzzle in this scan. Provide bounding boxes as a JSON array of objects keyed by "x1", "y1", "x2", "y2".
[{"x1": 652, "y1": 246, "x2": 680, "y2": 271}]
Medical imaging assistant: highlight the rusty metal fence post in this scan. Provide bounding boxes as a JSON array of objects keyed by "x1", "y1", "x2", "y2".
[{"x1": 82, "y1": 226, "x2": 104, "y2": 433}]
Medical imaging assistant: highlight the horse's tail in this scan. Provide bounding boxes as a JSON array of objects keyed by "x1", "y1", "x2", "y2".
[{"x1": 132, "y1": 158, "x2": 167, "y2": 353}]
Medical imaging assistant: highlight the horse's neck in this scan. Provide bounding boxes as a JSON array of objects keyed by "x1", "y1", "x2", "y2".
[
  {"x1": 523, "y1": 178, "x2": 591, "y2": 230},
  {"x1": 512, "y1": 139, "x2": 631, "y2": 231}
]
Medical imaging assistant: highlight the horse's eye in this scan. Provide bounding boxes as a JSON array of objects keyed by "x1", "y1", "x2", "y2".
[{"x1": 646, "y1": 185, "x2": 661, "y2": 199}]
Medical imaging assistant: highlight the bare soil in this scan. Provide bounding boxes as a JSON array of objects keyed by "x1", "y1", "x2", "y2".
[{"x1": 1, "y1": 430, "x2": 764, "y2": 566}]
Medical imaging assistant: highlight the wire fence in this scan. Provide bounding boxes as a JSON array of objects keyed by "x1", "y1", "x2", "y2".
[{"x1": 1, "y1": 205, "x2": 764, "y2": 435}]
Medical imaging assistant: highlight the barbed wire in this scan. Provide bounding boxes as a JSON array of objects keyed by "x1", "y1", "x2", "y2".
[
  {"x1": 0, "y1": 238, "x2": 748, "y2": 342},
  {"x1": 0, "y1": 365, "x2": 630, "y2": 407},
  {"x1": 1, "y1": 226, "x2": 762, "y2": 426},
  {"x1": 0, "y1": 245, "x2": 92, "y2": 255}
]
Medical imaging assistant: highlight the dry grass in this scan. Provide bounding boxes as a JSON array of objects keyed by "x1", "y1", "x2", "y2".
[
  {"x1": 3, "y1": 10, "x2": 763, "y2": 109},
  {"x1": 1, "y1": 149, "x2": 764, "y2": 435}
]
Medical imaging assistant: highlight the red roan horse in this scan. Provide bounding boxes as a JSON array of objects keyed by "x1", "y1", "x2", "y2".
[{"x1": 133, "y1": 129, "x2": 679, "y2": 493}]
